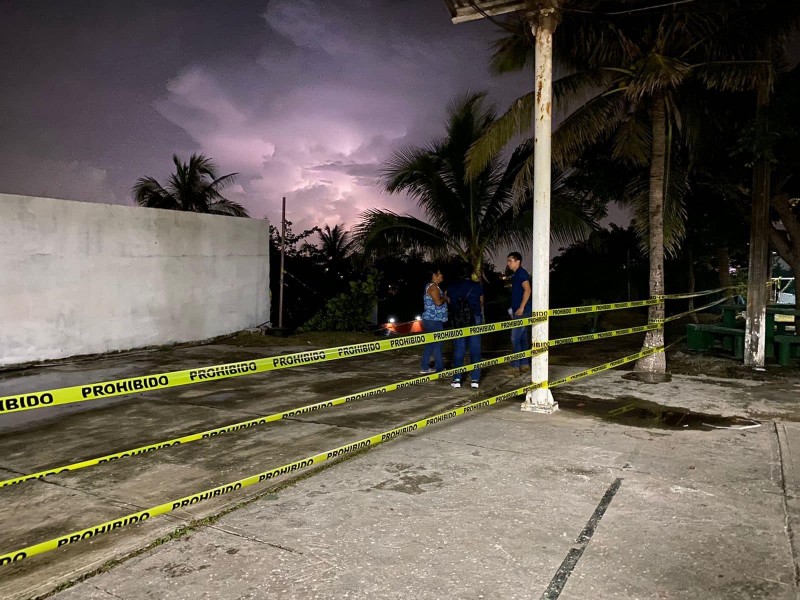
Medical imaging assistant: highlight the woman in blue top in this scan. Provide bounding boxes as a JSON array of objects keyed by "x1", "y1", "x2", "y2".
[{"x1": 420, "y1": 267, "x2": 448, "y2": 373}]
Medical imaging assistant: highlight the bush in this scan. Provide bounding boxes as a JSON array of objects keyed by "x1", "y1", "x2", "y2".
[{"x1": 302, "y1": 273, "x2": 379, "y2": 331}]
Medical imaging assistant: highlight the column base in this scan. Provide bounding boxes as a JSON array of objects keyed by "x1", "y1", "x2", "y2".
[{"x1": 521, "y1": 388, "x2": 558, "y2": 414}]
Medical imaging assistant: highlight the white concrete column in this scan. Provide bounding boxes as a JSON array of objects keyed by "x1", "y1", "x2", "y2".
[{"x1": 522, "y1": 8, "x2": 558, "y2": 414}]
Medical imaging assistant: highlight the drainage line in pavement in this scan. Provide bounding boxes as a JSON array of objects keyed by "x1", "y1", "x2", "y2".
[
  {"x1": 540, "y1": 478, "x2": 623, "y2": 600},
  {"x1": 773, "y1": 422, "x2": 800, "y2": 590}
]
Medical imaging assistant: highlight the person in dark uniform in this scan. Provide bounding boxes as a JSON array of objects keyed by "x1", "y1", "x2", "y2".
[
  {"x1": 507, "y1": 252, "x2": 532, "y2": 370},
  {"x1": 448, "y1": 266, "x2": 484, "y2": 388}
]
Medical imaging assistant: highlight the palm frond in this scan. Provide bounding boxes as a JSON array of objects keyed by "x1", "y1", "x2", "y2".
[
  {"x1": 133, "y1": 154, "x2": 244, "y2": 216},
  {"x1": 371, "y1": 93, "x2": 600, "y2": 273},
  {"x1": 624, "y1": 167, "x2": 689, "y2": 258},
  {"x1": 319, "y1": 224, "x2": 356, "y2": 261},
  {"x1": 692, "y1": 61, "x2": 772, "y2": 93},
  {"x1": 187, "y1": 153, "x2": 218, "y2": 179},
  {"x1": 481, "y1": 140, "x2": 533, "y2": 228},
  {"x1": 548, "y1": 196, "x2": 600, "y2": 246},
  {"x1": 132, "y1": 177, "x2": 176, "y2": 209},
  {"x1": 488, "y1": 205, "x2": 533, "y2": 255},
  {"x1": 207, "y1": 172, "x2": 239, "y2": 192},
  {"x1": 553, "y1": 68, "x2": 628, "y2": 104},
  {"x1": 489, "y1": 16, "x2": 534, "y2": 74},
  {"x1": 206, "y1": 200, "x2": 249, "y2": 218},
  {"x1": 353, "y1": 209, "x2": 453, "y2": 259},
  {"x1": 611, "y1": 107, "x2": 652, "y2": 167},
  {"x1": 625, "y1": 54, "x2": 692, "y2": 102},
  {"x1": 381, "y1": 145, "x2": 468, "y2": 236},
  {"x1": 466, "y1": 91, "x2": 535, "y2": 180},
  {"x1": 551, "y1": 90, "x2": 626, "y2": 170},
  {"x1": 556, "y1": 14, "x2": 641, "y2": 71},
  {"x1": 381, "y1": 145, "x2": 442, "y2": 195},
  {"x1": 383, "y1": 93, "x2": 504, "y2": 240}
]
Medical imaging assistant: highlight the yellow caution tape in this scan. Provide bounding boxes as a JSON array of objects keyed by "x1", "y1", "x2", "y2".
[
  {"x1": 0, "y1": 341, "x2": 670, "y2": 566},
  {"x1": 664, "y1": 295, "x2": 734, "y2": 323},
  {"x1": 549, "y1": 335, "x2": 683, "y2": 389},
  {"x1": 0, "y1": 285, "x2": 731, "y2": 416},
  {"x1": 608, "y1": 403, "x2": 637, "y2": 416},
  {"x1": 547, "y1": 298, "x2": 659, "y2": 317},
  {"x1": 548, "y1": 345, "x2": 664, "y2": 386},
  {"x1": 0, "y1": 316, "x2": 546, "y2": 415},
  {"x1": 660, "y1": 286, "x2": 738, "y2": 300},
  {"x1": 0, "y1": 348, "x2": 546, "y2": 488},
  {"x1": 0, "y1": 382, "x2": 534, "y2": 565},
  {"x1": 546, "y1": 286, "x2": 738, "y2": 317},
  {"x1": 548, "y1": 322, "x2": 662, "y2": 347},
  {"x1": 0, "y1": 288, "x2": 727, "y2": 422}
]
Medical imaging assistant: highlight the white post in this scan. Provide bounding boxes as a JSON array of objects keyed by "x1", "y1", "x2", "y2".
[
  {"x1": 522, "y1": 7, "x2": 558, "y2": 413},
  {"x1": 278, "y1": 196, "x2": 286, "y2": 329}
]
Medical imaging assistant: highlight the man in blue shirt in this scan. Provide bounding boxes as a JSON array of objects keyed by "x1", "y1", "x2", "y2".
[
  {"x1": 507, "y1": 252, "x2": 532, "y2": 370},
  {"x1": 447, "y1": 266, "x2": 484, "y2": 388}
]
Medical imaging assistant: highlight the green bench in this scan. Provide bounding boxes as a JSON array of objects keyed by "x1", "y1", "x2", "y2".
[
  {"x1": 686, "y1": 323, "x2": 745, "y2": 359},
  {"x1": 775, "y1": 334, "x2": 800, "y2": 367}
]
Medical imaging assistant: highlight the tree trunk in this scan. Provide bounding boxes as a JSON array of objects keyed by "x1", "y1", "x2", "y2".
[
  {"x1": 717, "y1": 247, "x2": 732, "y2": 289},
  {"x1": 744, "y1": 87, "x2": 771, "y2": 367},
  {"x1": 635, "y1": 94, "x2": 667, "y2": 373},
  {"x1": 472, "y1": 253, "x2": 483, "y2": 282}
]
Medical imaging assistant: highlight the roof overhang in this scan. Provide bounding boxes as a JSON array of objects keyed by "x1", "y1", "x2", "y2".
[{"x1": 442, "y1": 0, "x2": 529, "y2": 24}]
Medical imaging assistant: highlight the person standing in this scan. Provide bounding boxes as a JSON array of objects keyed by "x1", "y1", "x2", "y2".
[
  {"x1": 420, "y1": 267, "x2": 448, "y2": 373},
  {"x1": 507, "y1": 252, "x2": 532, "y2": 370},
  {"x1": 448, "y1": 267, "x2": 484, "y2": 388}
]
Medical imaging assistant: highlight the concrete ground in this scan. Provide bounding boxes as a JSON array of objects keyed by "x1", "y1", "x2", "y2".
[{"x1": 0, "y1": 336, "x2": 799, "y2": 599}]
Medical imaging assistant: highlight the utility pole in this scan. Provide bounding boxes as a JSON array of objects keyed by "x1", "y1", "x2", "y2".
[
  {"x1": 278, "y1": 196, "x2": 286, "y2": 329},
  {"x1": 443, "y1": 0, "x2": 559, "y2": 413},
  {"x1": 521, "y1": 2, "x2": 559, "y2": 413}
]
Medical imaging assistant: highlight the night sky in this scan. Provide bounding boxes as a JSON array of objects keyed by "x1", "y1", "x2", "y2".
[{"x1": 0, "y1": 0, "x2": 533, "y2": 233}]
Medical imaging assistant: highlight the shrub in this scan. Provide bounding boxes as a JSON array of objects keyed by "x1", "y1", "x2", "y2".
[{"x1": 302, "y1": 273, "x2": 379, "y2": 331}]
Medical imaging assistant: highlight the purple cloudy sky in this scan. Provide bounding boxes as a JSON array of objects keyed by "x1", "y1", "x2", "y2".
[{"x1": 0, "y1": 0, "x2": 534, "y2": 233}]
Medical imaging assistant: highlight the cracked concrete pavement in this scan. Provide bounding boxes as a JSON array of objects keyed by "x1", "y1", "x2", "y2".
[{"x1": 1, "y1": 337, "x2": 799, "y2": 599}]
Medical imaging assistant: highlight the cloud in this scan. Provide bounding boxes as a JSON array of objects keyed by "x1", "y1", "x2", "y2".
[
  {"x1": 0, "y1": 155, "x2": 119, "y2": 204},
  {"x1": 148, "y1": 0, "x2": 531, "y2": 232},
  {"x1": 306, "y1": 161, "x2": 381, "y2": 187},
  {"x1": 262, "y1": 0, "x2": 372, "y2": 57},
  {"x1": 153, "y1": 62, "x2": 406, "y2": 228},
  {"x1": 0, "y1": 0, "x2": 535, "y2": 241}
]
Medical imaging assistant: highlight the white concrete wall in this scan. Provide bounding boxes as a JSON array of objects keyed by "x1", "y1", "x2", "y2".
[{"x1": 0, "y1": 194, "x2": 269, "y2": 366}]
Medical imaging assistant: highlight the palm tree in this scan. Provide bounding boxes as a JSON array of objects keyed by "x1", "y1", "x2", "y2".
[
  {"x1": 354, "y1": 93, "x2": 601, "y2": 281},
  {"x1": 469, "y1": 3, "x2": 774, "y2": 373},
  {"x1": 318, "y1": 224, "x2": 356, "y2": 264},
  {"x1": 133, "y1": 153, "x2": 249, "y2": 217}
]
